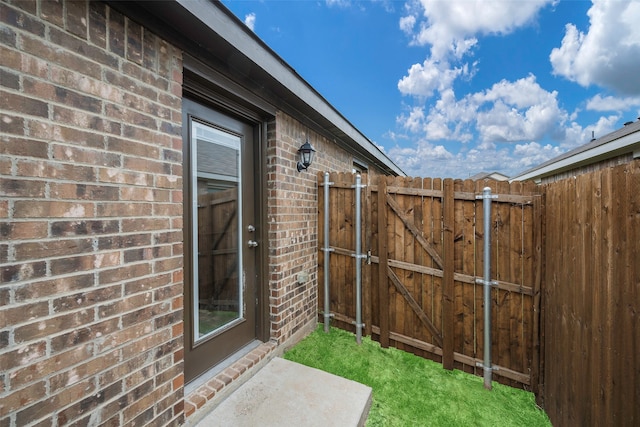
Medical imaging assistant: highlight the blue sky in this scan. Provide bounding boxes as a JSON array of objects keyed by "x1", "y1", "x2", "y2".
[{"x1": 221, "y1": 0, "x2": 640, "y2": 178}]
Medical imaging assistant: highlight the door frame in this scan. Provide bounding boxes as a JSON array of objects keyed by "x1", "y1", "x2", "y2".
[{"x1": 182, "y1": 61, "x2": 271, "y2": 383}]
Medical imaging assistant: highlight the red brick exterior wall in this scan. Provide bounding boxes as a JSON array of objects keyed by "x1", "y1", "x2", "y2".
[
  {"x1": 1, "y1": 1, "x2": 385, "y2": 425},
  {"x1": 0, "y1": 1, "x2": 185, "y2": 425},
  {"x1": 266, "y1": 112, "x2": 357, "y2": 345}
]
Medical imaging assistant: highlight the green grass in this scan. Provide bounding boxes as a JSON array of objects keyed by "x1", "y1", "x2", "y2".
[{"x1": 284, "y1": 326, "x2": 551, "y2": 427}]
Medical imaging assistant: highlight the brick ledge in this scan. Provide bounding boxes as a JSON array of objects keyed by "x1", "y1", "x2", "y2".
[{"x1": 183, "y1": 340, "x2": 278, "y2": 421}]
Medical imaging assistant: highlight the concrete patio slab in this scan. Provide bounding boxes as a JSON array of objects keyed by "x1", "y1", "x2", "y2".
[{"x1": 191, "y1": 357, "x2": 372, "y2": 427}]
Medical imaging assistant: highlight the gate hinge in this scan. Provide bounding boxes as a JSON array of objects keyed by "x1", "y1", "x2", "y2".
[{"x1": 475, "y1": 278, "x2": 499, "y2": 287}]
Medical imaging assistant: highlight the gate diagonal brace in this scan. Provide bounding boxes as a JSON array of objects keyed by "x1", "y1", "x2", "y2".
[{"x1": 475, "y1": 278, "x2": 499, "y2": 287}]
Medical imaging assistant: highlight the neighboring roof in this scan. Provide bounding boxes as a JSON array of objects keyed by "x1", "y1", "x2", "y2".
[
  {"x1": 469, "y1": 171, "x2": 510, "y2": 181},
  {"x1": 108, "y1": 1, "x2": 405, "y2": 176},
  {"x1": 511, "y1": 119, "x2": 640, "y2": 182}
]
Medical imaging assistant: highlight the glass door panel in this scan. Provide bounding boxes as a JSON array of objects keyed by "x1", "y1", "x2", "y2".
[{"x1": 192, "y1": 120, "x2": 243, "y2": 342}]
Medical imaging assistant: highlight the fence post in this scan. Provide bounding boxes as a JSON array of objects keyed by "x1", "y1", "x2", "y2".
[
  {"x1": 354, "y1": 174, "x2": 365, "y2": 344},
  {"x1": 322, "y1": 172, "x2": 334, "y2": 333},
  {"x1": 442, "y1": 179, "x2": 455, "y2": 370},
  {"x1": 475, "y1": 186, "x2": 498, "y2": 390},
  {"x1": 363, "y1": 174, "x2": 372, "y2": 338}
]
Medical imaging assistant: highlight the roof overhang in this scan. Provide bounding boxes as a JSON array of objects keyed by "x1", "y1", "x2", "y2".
[
  {"x1": 106, "y1": 0, "x2": 405, "y2": 176},
  {"x1": 511, "y1": 123, "x2": 640, "y2": 183}
]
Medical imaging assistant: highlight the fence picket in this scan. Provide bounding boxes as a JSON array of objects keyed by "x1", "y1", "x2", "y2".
[
  {"x1": 377, "y1": 177, "x2": 390, "y2": 348},
  {"x1": 461, "y1": 179, "x2": 477, "y2": 372},
  {"x1": 421, "y1": 177, "x2": 435, "y2": 346},
  {"x1": 508, "y1": 180, "x2": 524, "y2": 377},
  {"x1": 442, "y1": 178, "x2": 455, "y2": 370}
]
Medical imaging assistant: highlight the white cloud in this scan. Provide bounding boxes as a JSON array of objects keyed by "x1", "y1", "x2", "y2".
[
  {"x1": 397, "y1": 59, "x2": 465, "y2": 98},
  {"x1": 473, "y1": 75, "x2": 559, "y2": 110},
  {"x1": 396, "y1": 1, "x2": 560, "y2": 145},
  {"x1": 389, "y1": 74, "x2": 618, "y2": 178},
  {"x1": 244, "y1": 13, "x2": 256, "y2": 31},
  {"x1": 387, "y1": 131, "x2": 595, "y2": 179},
  {"x1": 550, "y1": 0, "x2": 640, "y2": 94},
  {"x1": 388, "y1": 138, "x2": 555, "y2": 178},
  {"x1": 388, "y1": 141, "x2": 456, "y2": 177},
  {"x1": 398, "y1": 106, "x2": 426, "y2": 133},
  {"x1": 402, "y1": 0, "x2": 554, "y2": 60},
  {"x1": 512, "y1": 142, "x2": 563, "y2": 168},
  {"x1": 399, "y1": 15, "x2": 416, "y2": 34},
  {"x1": 562, "y1": 114, "x2": 619, "y2": 150},
  {"x1": 389, "y1": 0, "x2": 634, "y2": 179},
  {"x1": 585, "y1": 94, "x2": 640, "y2": 112},
  {"x1": 397, "y1": 75, "x2": 566, "y2": 145},
  {"x1": 473, "y1": 75, "x2": 565, "y2": 143},
  {"x1": 326, "y1": 0, "x2": 351, "y2": 8},
  {"x1": 422, "y1": 88, "x2": 475, "y2": 141}
]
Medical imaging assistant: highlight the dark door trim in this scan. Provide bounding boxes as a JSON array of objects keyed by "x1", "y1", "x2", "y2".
[
  {"x1": 182, "y1": 66, "x2": 270, "y2": 383},
  {"x1": 183, "y1": 58, "x2": 270, "y2": 344}
]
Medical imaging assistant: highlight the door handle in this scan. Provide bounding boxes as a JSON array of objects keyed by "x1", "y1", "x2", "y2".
[{"x1": 248, "y1": 240, "x2": 258, "y2": 248}]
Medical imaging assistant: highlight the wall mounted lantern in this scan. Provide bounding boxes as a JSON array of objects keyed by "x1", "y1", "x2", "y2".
[{"x1": 296, "y1": 138, "x2": 316, "y2": 172}]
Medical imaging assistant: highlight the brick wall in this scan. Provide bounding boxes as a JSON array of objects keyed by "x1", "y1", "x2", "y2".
[
  {"x1": 266, "y1": 112, "x2": 357, "y2": 344},
  {"x1": 0, "y1": 1, "x2": 184, "y2": 426}
]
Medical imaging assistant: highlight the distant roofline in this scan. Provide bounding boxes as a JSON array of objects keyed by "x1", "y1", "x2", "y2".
[{"x1": 511, "y1": 120, "x2": 640, "y2": 182}]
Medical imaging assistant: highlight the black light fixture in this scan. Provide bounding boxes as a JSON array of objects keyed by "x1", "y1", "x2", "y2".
[{"x1": 296, "y1": 138, "x2": 316, "y2": 172}]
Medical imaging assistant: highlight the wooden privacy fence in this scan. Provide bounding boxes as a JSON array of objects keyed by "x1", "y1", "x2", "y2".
[
  {"x1": 197, "y1": 189, "x2": 239, "y2": 311},
  {"x1": 541, "y1": 160, "x2": 639, "y2": 426},
  {"x1": 318, "y1": 172, "x2": 543, "y2": 390}
]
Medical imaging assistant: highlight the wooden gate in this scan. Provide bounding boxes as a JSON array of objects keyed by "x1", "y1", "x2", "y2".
[{"x1": 318, "y1": 173, "x2": 543, "y2": 390}]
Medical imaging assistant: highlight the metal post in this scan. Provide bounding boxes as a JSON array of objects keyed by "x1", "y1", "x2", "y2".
[
  {"x1": 354, "y1": 174, "x2": 363, "y2": 344},
  {"x1": 482, "y1": 186, "x2": 493, "y2": 390},
  {"x1": 322, "y1": 172, "x2": 333, "y2": 333}
]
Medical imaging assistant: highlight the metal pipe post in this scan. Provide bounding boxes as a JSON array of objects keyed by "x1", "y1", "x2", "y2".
[
  {"x1": 354, "y1": 174, "x2": 363, "y2": 344},
  {"x1": 482, "y1": 186, "x2": 493, "y2": 390},
  {"x1": 323, "y1": 172, "x2": 331, "y2": 333}
]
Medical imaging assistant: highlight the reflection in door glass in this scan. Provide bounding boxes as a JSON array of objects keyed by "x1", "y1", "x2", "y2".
[{"x1": 192, "y1": 120, "x2": 243, "y2": 341}]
